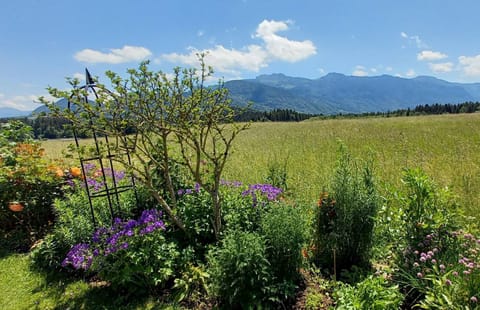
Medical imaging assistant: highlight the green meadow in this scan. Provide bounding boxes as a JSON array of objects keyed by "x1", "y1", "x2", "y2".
[
  {"x1": 42, "y1": 113, "x2": 480, "y2": 217},
  {"x1": 224, "y1": 113, "x2": 480, "y2": 217}
]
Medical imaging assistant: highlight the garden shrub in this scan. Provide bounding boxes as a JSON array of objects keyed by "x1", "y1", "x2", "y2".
[
  {"x1": 313, "y1": 146, "x2": 379, "y2": 273},
  {"x1": 261, "y1": 202, "x2": 308, "y2": 299},
  {"x1": 0, "y1": 121, "x2": 65, "y2": 249},
  {"x1": 394, "y1": 168, "x2": 466, "y2": 306},
  {"x1": 207, "y1": 229, "x2": 272, "y2": 307},
  {"x1": 31, "y1": 183, "x2": 148, "y2": 271},
  {"x1": 334, "y1": 275, "x2": 403, "y2": 310},
  {"x1": 61, "y1": 209, "x2": 182, "y2": 292}
]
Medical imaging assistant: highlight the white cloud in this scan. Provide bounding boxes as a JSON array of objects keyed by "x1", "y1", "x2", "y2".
[
  {"x1": 74, "y1": 45, "x2": 152, "y2": 64},
  {"x1": 406, "y1": 69, "x2": 416, "y2": 77},
  {"x1": 417, "y1": 50, "x2": 448, "y2": 61},
  {"x1": 73, "y1": 72, "x2": 85, "y2": 81},
  {"x1": 429, "y1": 62, "x2": 453, "y2": 73},
  {"x1": 352, "y1": 65, "x2": 368, "y2": 77},
  {"x1": 254, "y1": 19, "x2": 316, "y2": 62},
  {"x1": 160, "y1": 19, "x2": 316, "y2": 76},
  {"x1": 0, "y1": 94, "x2": 44, "y2": 111},
  {"x1": 401, "y1": 32, "x2": 428, "y2": 49},
  {"x1": 386, "y1": 66, "x2": 393, "y2": 72},
  {"x1": 162, "y1": 45, "x2": 268, "y2": 74},
  {"x1": 459, "y1": 54, "x2": 480, "y2": 76}
]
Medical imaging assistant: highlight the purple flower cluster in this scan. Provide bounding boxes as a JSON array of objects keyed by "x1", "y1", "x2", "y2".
[
  {"x1": 242, "y1": 183, "x2": 283, "y2": 201},
  {"x1": 82, "y1": 163, "x2": 127, "y2": 192},
  {"x1": 177, "y1": 183, "x2": 201, "y2": 196},
  {"x1": 62, "y1": 243, "x2": 92, "y2": 270},
  {"x1": 220, "y1": 179, "x2": 243, "y2": 188},
  {"x1": 62, "y1": 209, "x2": 165, "y2": 270},
  {"x1": 407, "y1": 230, "x2": 480, "y2": 303}
]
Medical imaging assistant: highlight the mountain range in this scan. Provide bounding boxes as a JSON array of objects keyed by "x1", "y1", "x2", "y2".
[
  {"x1": 3, "y1": 73, "x2": 480, "y2": 118},
  {"x1": 225, "y1": 73, "x2": 480, "y2": 114}
]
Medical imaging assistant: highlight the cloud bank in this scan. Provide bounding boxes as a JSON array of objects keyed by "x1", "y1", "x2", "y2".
[
  {"x1": 75, "y1": 46, "x2": 152, "y2": 64},
  {"x1": 160, "y1": 19, "x2": 317, "y2": 75}
]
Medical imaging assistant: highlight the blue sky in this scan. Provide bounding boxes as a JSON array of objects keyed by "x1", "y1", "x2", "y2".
[{"x1": 2, "y1": 0, "x2": 480, "y2": 111}]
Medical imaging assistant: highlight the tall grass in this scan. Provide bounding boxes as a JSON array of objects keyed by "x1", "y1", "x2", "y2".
[
  {"x1": 223, "y1": 114, "x2": 480, "y2": 217},
  {"x1": 40, "y1": 114, "x2": 480, "y2": 216}
]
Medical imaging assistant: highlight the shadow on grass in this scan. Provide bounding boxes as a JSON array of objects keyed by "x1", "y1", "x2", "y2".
[
  {"x1": 0, "y1": 228, "x2": 33, "y2": 258},
  {"x1": 30, "y1": 269, "x2": 175, "y2": 309}
]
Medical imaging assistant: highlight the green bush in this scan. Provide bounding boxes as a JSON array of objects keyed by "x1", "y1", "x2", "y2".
[
  {"x1": 207, "y1": 229, "x2": 272, "y2": 307},
  {"x1": 261, "y1": 202, "x2": 308, "y2": 298},
  {"x1": 31, "y1": 185, "x2": 146, "y2": 271},
  {"x1": 313, "y1": 146, "x2": 379, "y2": 273},
  {"x1": 394, "y1": 169, "x2": 463, "y2": 306},
  {"x1": 0, "y1": 121, "x2": 65, "y2": 249},
  {"x1": 61, "y1": 209, "x2": 182, "y2": 293}
]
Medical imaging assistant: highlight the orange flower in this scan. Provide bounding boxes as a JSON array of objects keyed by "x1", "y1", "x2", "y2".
[
  {"x1": 55, "y1": 168, "x2": 64, "y2": 178},
  {"x1": 70, "y1": 167, "x2": 82, "y2": 177}
]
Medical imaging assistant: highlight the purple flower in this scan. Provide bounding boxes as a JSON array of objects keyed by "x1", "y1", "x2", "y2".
[
  {"x1": 417, "y1": 272, "x2": 423, "y2": 278},
  {"x1": 471, "y1": 296, "x2": 478, "y2": 303},
  {"x1": 445, "y1": 279, "x2": 452, "y2": 286},
  {"x1": 194, "y1": 182, "x2": 201, "y2": 192},
  {"x1": 242, "y1": 183, "x2": 283, "y2": 203},
  {"x1": 62, "y1": 243, "x2": 92, "y2": 270}
]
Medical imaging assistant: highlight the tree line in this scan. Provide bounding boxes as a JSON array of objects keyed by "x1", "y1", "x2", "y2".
[{"x1": 1, "y1": 101, "x2": 478, "y2": 139}]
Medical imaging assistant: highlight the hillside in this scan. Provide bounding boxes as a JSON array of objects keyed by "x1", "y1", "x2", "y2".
[
  {"x1": 3, "y1": 73, "x2": 480, "y2": 118},
  {"x1": 226, "y1": 73, "x2": 480, "y2": 114}
]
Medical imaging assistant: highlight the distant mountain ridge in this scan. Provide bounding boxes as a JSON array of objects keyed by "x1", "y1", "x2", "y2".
[
  {"x1": 0, "y1": 107, "x2": 31, "y2": 118},
  {"x1": 2, "y1": 73, "x2": 480, "y2": 118},
  {"x1": 225, "y1": 73, "x2": 480, "y2": 114}
]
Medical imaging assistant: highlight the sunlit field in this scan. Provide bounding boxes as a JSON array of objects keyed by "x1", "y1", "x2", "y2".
[{"x1": 42, "y1": 113, "x2": 480, "y2": 217}]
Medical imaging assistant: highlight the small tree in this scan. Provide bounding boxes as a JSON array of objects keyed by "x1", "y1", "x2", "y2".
[{"x1": 41, "y1": 55, "x2": 249, "y2": 239}]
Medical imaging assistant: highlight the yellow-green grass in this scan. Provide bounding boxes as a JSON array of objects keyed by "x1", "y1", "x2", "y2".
[
  {"x1": 223, "y1": 113, "x2": 480, "y2": 217},
  {"x1": 40, "y1": 114, "x2": 480, "y2": 217},
  {"x1": 0, "y1": 251, "x2": 178, "y2": 309}
]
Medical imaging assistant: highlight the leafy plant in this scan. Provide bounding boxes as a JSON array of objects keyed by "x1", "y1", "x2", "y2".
[
  {"x1": 313, "y1": 145, "x2": 379, "y2": 273},
  {"x1": 61, "y1": 209, "x2": 181, "y2": 292},
  {"x1": 334, "y1": 275, "x2": 403, "y2": 310},
  {"x1": 261, "y1": 202, "x2": 308, "y2": 299},
  {"x1": 0, "y1": 121, "x2": 65, "y2": 249},
  {"x1": 207, "y1": 229, "x2": 272, "y2": 307}
]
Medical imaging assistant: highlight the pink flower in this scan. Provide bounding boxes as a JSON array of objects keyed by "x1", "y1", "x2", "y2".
[
  {"x1": 417, "y1": 272, "x2": 423, "y2": 278},
  {"x1": 471, "y1": 296, "x2": 478, "y2": 303},
  {"x1": 445, "y1": 279, "x2": 452, "y2": 286}
]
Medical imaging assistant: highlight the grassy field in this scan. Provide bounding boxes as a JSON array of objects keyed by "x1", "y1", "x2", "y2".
[
  {"x1": 42, "y1": 113, "x2": 480, "y2": 217},
  {"x1": 223, "y1": 113, "x2": 480, "y2": 217}
]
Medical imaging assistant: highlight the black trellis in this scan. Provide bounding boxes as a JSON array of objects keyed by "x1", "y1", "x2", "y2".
[{"x1": 68, "y1": 69, "x2": 137, "y2": 228}]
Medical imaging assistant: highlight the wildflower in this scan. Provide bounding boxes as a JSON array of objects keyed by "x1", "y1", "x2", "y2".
[
  {"x1": 413, "y1": 262, "x2": 419, "y2": 267},
  {"x1": 445, "y1": 279, "x2": 452, "y2": 286},
  {"x1": 453, "y1": 271, "x2": 459, "y2": 277},
  {"x1": 420, "y1": 256, "x2": 427, "y2": 262},
  {"x1": 416, "y1": 272, "x2": 423, "y2": 278},
  {"x1": 431, "y1": 259, "x2": 437, "y2": 264},
  {"x1": 439, "y1": 264, "x2": 445, "y2": 270},
  {"x1": 463, "y1": 270, "x2": 471, "y2": 275},
  {"x1": 70, "y1": 167, "x2": 82, "y2": 177},
  {"x1": 471, "y1": 296, "x2": 478, "y2": 303}
]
